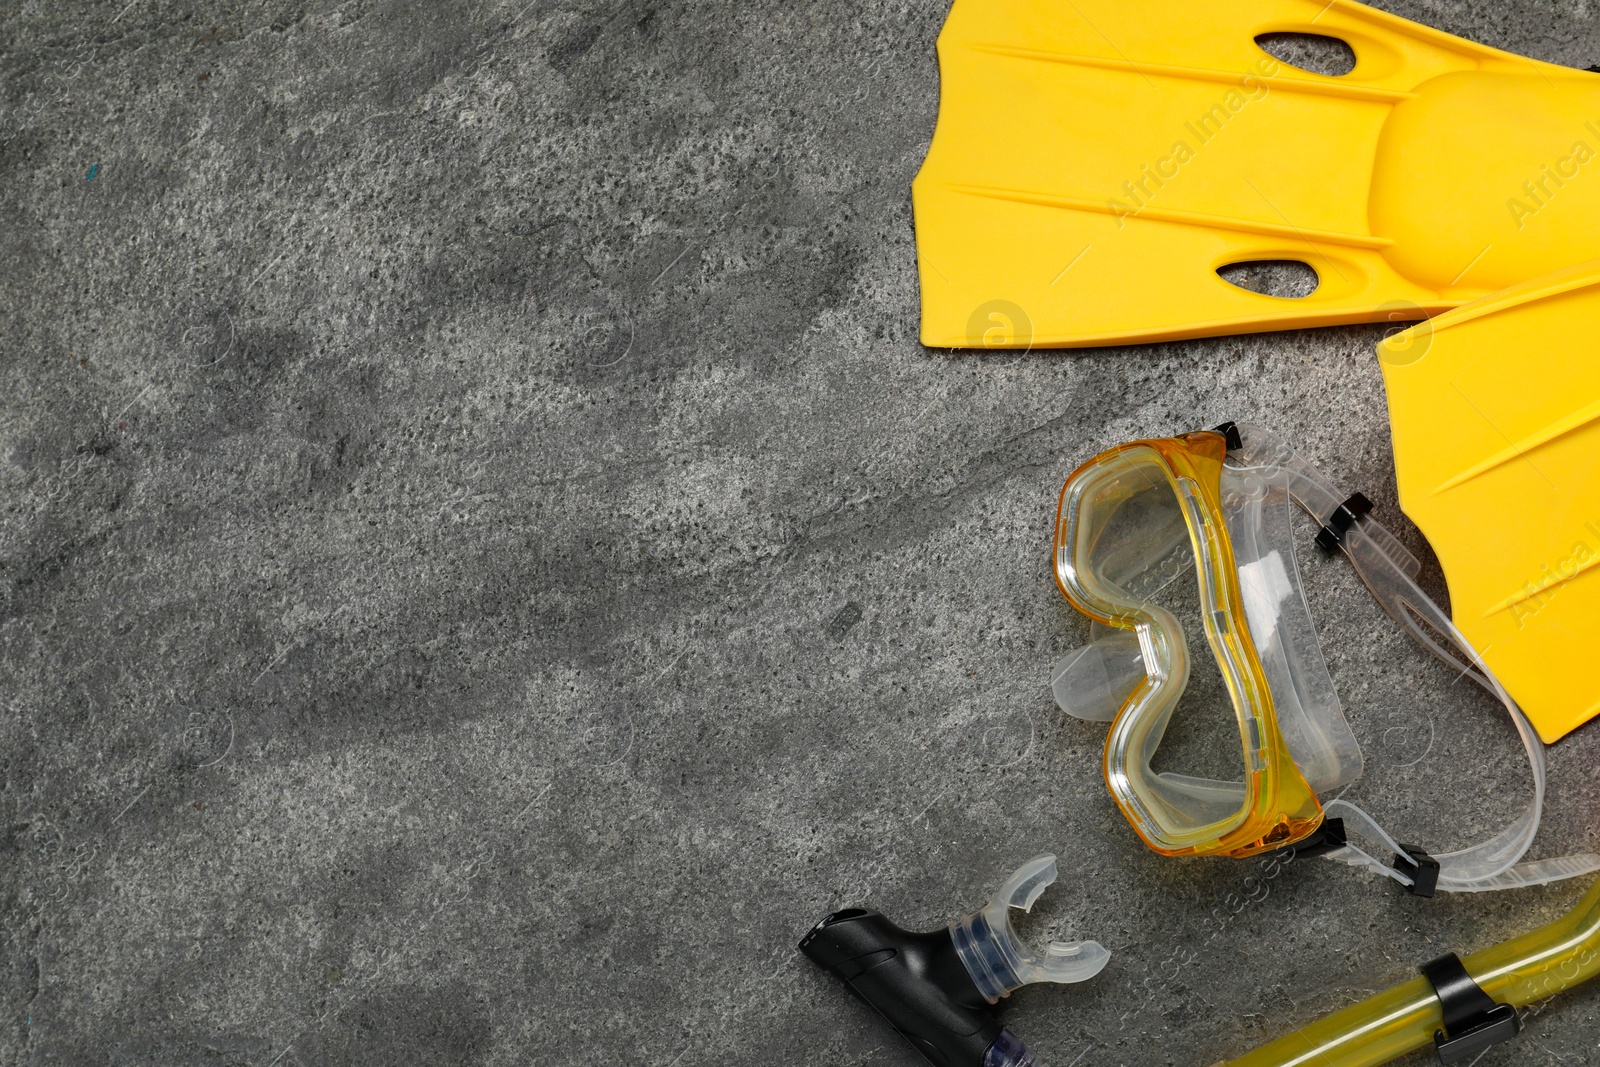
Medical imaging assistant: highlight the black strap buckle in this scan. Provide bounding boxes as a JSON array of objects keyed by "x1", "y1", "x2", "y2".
[
  {"x1": 1420, "y1": 952, "x2": 1521, "y2": 1063},
  {"x1": 1395, "y1": 843, "x2": 1441, "y2": 897},
  {"x1": 1314, "y1": 492, "x2": 1374, "y2": 554},
  {"x1": 1211, "y1": 421, "x2": 1243, "y2": 452},
  {"x1": 1286, "y1": 817, "x2": 1346, "y2": 859}
]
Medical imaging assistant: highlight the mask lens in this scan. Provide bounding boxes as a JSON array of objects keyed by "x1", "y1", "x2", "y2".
[{"x1": 1077, "y1": 455, "x2": 1193, "y2": 602}]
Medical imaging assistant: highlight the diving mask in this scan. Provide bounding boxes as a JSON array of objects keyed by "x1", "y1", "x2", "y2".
[{"x1": 1051, "y1": 422, "x2": 1599, "y2": 892}]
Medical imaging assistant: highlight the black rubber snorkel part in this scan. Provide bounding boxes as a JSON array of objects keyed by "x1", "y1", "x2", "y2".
[{"x1": 800, "y1": 908, "x2": 1027, "y2": 1067}]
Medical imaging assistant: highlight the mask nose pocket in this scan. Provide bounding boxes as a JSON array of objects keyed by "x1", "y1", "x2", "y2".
[{"x1": 1052, "y1": 630, "x2": 1144, "y2": 722}]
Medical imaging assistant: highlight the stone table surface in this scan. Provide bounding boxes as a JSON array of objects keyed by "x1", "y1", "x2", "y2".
[{"x1": 4, "y1": 1, "x2": 1599, "y2": 1065}]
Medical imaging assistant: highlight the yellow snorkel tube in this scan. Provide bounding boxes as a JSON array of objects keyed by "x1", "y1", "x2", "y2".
[{"x1": 1217, "y1": 877, "x2": 1600, "y2": 1066}]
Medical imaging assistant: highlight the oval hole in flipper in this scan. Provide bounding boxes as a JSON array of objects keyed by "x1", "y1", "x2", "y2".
[
  {"x1": 1218, "y1": 260, "x2": 1321, "y2": 299},
  {"x1": 1255, "y1": 32, "x2": 1357, "y2": 77}
]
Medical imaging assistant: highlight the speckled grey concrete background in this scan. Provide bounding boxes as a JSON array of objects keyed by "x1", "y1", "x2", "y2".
[{"x1": 4, "y1": 2, "x2": 1600, "y2": 1065}]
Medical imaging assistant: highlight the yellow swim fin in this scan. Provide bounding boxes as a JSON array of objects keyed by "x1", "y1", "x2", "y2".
[
  {"x1": 1379, "y1": 259, "x2": 1600, "y2": 743},
  {"x1": 915, "y1": 0, "x2": 1600, "y2": 348}
]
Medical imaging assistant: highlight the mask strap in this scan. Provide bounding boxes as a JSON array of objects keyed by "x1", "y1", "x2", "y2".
[{"x1": 1227, "y1": 423, "x2": 1600, "y2": 894}]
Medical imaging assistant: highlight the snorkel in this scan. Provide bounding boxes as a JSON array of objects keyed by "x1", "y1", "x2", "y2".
[
  {"x1": 1219, "y1": 876, "x2": 1600, "y2": 1066},
  {"x1": 800, "y1": 855, "x2": 1109, "y2": 1067}
]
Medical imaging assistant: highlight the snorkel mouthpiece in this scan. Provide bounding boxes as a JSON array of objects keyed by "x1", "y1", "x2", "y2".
[
  {"x1": 799, "y1": 855, "x2": 1108, "y2": 1067},
  {"x1": 950, "y1": 855, "x2": 1108, "y2": 1002}
]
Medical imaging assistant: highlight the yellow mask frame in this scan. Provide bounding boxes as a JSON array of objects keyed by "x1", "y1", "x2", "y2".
[{"x1": 1053, "y1": 428, "x2": 1323, "y2": 858}]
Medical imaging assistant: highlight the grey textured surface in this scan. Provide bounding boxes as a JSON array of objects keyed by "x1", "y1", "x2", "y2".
[{"x1": 4, "y1": 2, "x2": 1600, "y2": 1065}]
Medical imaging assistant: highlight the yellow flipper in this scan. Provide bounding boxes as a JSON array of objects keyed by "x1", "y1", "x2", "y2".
[
  {"x1": 915, "y1": 0, "x2": 1600, "y2": 348},
  {"x1": 1379, "y1": 260, "x2": 1600, "y2": 742}
]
